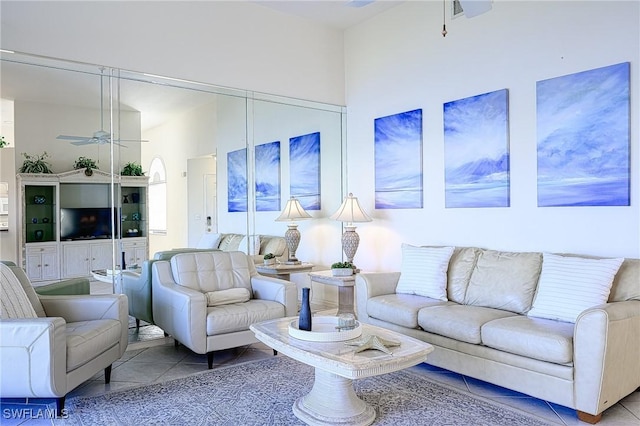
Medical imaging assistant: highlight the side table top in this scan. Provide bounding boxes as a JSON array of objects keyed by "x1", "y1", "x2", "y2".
[
  {"x1": 309, "y1": 269, "x2": 356, "y2": 286},
  {"x1": 256, "y1": 262, "x2": 314, "y2": 274}
]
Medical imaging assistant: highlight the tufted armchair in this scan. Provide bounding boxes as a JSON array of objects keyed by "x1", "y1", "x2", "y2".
[
  {"x1": 117, "y1": 249, "x2": 218, "y2": 328},
  {"x1": 0, "y1": 262, "x2": 128, "y2": 413},
  {"x1": 152, "y1": 251, "x2": 297, "y2": 369}
]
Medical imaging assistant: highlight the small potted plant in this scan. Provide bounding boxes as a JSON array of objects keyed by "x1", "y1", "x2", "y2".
[
  {"x1": 331, "y1": 261, "x2": 355, "y2": 276},
  {"x1": 73, "y1": 156, "x2": 98, "y2": 176},
  {"x1": 264, "y1": 253, "x2": 276, "y2": 265},
  {"x1": 19, "y1": 152, "x2": 54, "y2": 174},
  {"x1": 121, "y1": 162, "x2": 144, "y2": 176},
  {"x1": 0, "y1": 135, "x2": 7, "y2": 148}
]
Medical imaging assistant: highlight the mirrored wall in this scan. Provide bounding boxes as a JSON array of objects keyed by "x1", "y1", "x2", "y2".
[{"x1": 0, "y1": 51, "x2": 346, "y2": 276}]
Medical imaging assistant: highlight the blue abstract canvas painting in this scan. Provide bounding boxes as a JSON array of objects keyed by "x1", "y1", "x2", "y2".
[
  {"x1": 290, "y1": 132, "x2": 321, "y2": 210},
  {"x1": 255, "y1": 141, "x2": 281, "y2": 212},
  {"x1": 537, "y1": 62, "x2": 630, "y2": 206},
  {"x1": 375, "y1": 109, "x2": 423, "y2": 209},
  {"x1": 227, "y1": 148, "x2": 247, "y2": 212},
  {"x1": 444, "y1": 89, "x2": 510, "y2": 208}
]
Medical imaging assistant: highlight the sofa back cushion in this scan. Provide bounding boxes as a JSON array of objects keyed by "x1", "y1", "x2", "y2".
[
  {"x1": 196, "y1": 233, "x2": 223, "y2": 249},
  {"x1": 0, "y1": 263, "x2": 39, "y2": 319},
  {"x1": 447, "y1": 247, "x2": 481, "y2": 304},
  {"x1": 610, "y1": 258, "x2": 640, "y2": 302},
  {"x1": 464, "y1": 249, "x2": 542, "y2": 314},
  {"x1": 260, "y1": 236, "x2": 287, "y2": 257},
  {"x1": 170, "y1": 251, "x2": 254, "y2": 294}
]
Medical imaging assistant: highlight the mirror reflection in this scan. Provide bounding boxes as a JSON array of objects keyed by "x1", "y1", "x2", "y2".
[{"x1": 0, "y1": 52, "x2": 346, "y2": 294}]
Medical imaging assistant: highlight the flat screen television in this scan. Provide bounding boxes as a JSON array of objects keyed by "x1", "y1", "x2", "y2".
[{"x1": 60, "y1": 207, "x2": 120, "y2": 241}]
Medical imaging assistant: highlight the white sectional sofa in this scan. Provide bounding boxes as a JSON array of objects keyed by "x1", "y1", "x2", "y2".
[{"x1": 355, "y1": 245, "x2": 640, "y2": 423}]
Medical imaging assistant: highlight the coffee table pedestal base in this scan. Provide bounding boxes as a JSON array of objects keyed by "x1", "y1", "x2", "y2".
[{"x1": 293, "y1": 368, "x2": 375, "y2": 426}]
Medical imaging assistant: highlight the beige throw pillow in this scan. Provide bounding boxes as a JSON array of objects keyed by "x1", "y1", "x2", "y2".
[
  {"x1": 396, "y1": 244, "x2": 455, "y2": 301},
  {"x1": 205, "y1": 288, "x2": 251, "y2": 307}
]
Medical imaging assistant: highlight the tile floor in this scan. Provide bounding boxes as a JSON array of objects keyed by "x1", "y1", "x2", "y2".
[{"x1": 2, "y1": 283, "x2": 638, "y2": 425}]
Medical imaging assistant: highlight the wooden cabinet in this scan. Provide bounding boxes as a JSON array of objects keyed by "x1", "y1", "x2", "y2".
[
  {"x1": 25, "y1": 243, "x2": 59, "y2": 282},
  {"x1": 61, "y1": 241, "x2": 116, "y2": 278},
  {"x1": 18, "y1": 170, "x2": 149, "y2": 279},
  {"x1": 121, "y1": 238, "x2": 147, "y2": 268}
]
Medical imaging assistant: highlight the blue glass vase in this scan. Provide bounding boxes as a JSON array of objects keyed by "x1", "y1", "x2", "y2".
[{"x1": 299, "y1": 287, "x2": 312, "y2": 331}]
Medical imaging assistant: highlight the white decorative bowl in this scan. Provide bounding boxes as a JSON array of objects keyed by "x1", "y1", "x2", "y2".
[{"x1": 288, "y1": 316, "x2": 362, "y2": 342}]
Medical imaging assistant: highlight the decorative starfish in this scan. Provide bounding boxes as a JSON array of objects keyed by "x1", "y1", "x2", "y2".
[{"x1": 346, "y1": 334, "x2": 401, "y2": 355}]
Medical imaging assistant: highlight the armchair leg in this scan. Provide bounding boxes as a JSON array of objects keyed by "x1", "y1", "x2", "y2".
[
  {"x1": 56, "y1": 396, "x2": 65, "y2": 414},
  {"x1": 104, "y1": 365, "x2": 112, "y2": 383},
  {"x1": 207, "y1": 352, "x2": 214, "y2": 369},
  {"x1": 577, "y1": 410, "x2": 602, "y2": 424},
  {"x1": 135, "y1": 318, "x2": 140, "y2": 329},
  {"x1": 273, "y1": 349, "x2": 278, "y2": 356}
]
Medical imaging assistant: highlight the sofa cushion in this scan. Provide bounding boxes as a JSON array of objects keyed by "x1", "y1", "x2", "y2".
[
  {"x1": 464, "y1": 250, "x2": 542, "y2": 314},
  {"x1": 396, "y1": 244, "x2": 455, "y2": 301},
  {"x1": 196, "y1": 233, "x2": 222, "y2": 249},
  {"x1": 418, "y1": 305, "x2": 516, "y2": 344},
  {"x1": 481, "y1": 316, "x2": 574, "y2": 364},
  {"x1": 0, "y1": 263, "x2": 39, "y2": 319},
  {"x1": 206, "y1": 299, "x2": 284, "y2": 335},
  {"x1": 205, "y1": 288, "x2": 251, "y2": 306},
  {"x1": 66, "y1": 319, "x2": 121, "y2": 371},
  {"x1": 261, "y1": 236, "x2": 287, "y2": 257},
  {"x1": 527, "y1": 253, "x2": 624, "y2": 323},
  {"x1": 170, "y1": 251, "x2": 253, "y2": 293},
  {"x1": 610, "y1": 258, "x2": 640, "y2": 302},
  {"x1": 447, "y1": 247, "x2": 481, "y2": 304},
  {"x1": 367, "y1": 293, "x2": 449, "y2": 328}
]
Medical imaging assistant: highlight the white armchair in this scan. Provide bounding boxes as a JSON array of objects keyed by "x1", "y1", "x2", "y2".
[
  {"x1": 0, "y1": 263, "x2": 128, "y2": 414},
  {"x1": 152, "y1": 251, "x2": 297, "y2": 369}
]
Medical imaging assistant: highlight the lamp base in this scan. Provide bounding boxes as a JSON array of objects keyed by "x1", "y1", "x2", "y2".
[{"x1": 284, "y1": 259, "x2": 302, "y2": 265}]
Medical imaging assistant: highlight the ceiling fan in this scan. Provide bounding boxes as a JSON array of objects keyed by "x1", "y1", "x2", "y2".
[{"x1": 57, "y1": 68, "x2": 147, "y2": 147}]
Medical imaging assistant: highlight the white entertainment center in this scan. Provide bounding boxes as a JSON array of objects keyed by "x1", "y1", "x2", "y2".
[{"x1": 17, "y1": 169, "x2": 149, "y2": 283}]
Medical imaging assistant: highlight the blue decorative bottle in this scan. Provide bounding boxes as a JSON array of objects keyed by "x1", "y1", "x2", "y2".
[{"x1": 299, "y1": 287, "x2": 312, "y2": 331}]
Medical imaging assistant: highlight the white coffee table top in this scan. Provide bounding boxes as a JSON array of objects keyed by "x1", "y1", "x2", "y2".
[{"x1": 251, "y1": 316, "x2": 433, "y2": 380}]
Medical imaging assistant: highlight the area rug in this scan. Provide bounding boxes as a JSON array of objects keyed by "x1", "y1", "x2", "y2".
[{"x1": 58, "y1": 356, "x2": 555, "y2": 425}]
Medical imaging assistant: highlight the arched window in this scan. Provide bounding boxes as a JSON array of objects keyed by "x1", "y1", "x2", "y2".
[{"x1": 148, "y1": 157, "x2": 167, "y2": 234}]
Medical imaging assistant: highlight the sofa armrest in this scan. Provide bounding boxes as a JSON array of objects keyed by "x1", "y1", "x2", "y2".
[
  {"x1": 251, "y1": 275, "x2": 298, "y2": 317},
  {"x1": 40, "y1": 294, "x2": 129, "y2": 356},
  {"x1": 34, "y1": 278, "x2": 90, "y2": 295},
  {"x1": 0, "y1": 318, "x2": 67, "y2": 398},
  {"x1": 574, "y1": 300, "x2": 640, "y2": 416},
  {"x1": 151, "y1": 260, "x2": 207, "y2": 353},
  {"x1": 355, "y1": 272, "x2": 401, "y2": 321}
]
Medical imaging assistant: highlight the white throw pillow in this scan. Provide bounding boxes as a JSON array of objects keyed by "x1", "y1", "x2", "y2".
[
  {"x1": 205, "y1": 288, "x2": 251, "y2": 307},
  {"x1": 527, "y1": 253, "x2": 624, "y2": 323},
  {"x1": 196, "y1": 233, "x2": 222, "y2": 249},
  {"x1": 396, "y1": 244, "x2": 455, "y2": 301}
]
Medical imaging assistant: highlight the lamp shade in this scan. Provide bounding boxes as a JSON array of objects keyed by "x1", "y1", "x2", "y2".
[
  {"x1": 276, "y1": 197, "x2": 312, "y2": 222},
  {"x1": 330, "y1": 193, "x2": 372, "y2": 225}
]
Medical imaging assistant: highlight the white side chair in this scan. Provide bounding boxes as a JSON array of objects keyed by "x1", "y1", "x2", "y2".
[
  {"x1": 0, "y1": 263, "x2": 128, "y2": 413},
  {"x1": 152, "y1": 251, "x2": 297, "y2": 369}
]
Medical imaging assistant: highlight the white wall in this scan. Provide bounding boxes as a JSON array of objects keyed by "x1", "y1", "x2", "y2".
[
  {"x1": 0, "y1": 1, "x2": 345, "y2": 105},
  {"x1": 0, "y1": 148, "x2": 17, "y2": 262},
  {"x1": 344, "y1": 1, "x2": 640, "y2": 272}
]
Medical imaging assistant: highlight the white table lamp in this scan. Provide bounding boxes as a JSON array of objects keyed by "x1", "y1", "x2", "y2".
[
  {"x1": 276, "y1": 196, "x2": 312, "y2": 265},
  {"x1": 330, "y1": 193, "x2": 372, "y2": 270}
]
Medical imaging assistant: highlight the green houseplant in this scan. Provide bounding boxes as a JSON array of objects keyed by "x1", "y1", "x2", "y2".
[
  {"x1": 121, "y1": 162, "x2": 144, "y2": 176},
  {"x1": 73, "y1": 156, "x2": 98, "y2": 176},
  {"x1": 0, "y1": 135, "x2": 7, "y2": 148},
  {"x1": 331, "y1": 261, "x2": 354, "y2": 276},
  {"x1": 263, "y1": 252, "x2": 276, "y2": 265},
  {"x1": 19, "y1": 152, "x2": 54, "y2": 174}
]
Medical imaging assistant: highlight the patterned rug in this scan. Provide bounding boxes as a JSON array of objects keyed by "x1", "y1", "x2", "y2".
[{"x1": 58, "y1": 356, "x2": 555, "y2": 425}]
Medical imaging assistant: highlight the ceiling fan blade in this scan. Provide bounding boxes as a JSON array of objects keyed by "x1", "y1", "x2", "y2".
[
  {"x1": 57, "y1": 134, "x2": 92, "y2": 141},
  {"x1": 70, "y1": 139, "x2": 95, "y2": 146},
  {"x1": 118, "y1": 139, "x2": 149, "y2": 143}
]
